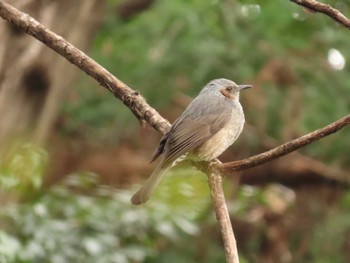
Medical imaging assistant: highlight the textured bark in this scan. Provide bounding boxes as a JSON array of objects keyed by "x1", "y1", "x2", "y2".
[
  {"x1": 290, "y1": 0, "x2": 350, "y2": 30},
  {"x1": 208, "y1": 170, "x2": 240, "y2": 263}
]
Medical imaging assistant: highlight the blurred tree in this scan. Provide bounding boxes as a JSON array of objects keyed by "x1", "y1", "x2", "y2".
[{"x1": 0, "y1": 0, "x2": 106, "y2": 150}]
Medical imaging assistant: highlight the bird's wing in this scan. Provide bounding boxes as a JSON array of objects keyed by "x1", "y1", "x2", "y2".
[
  {"x1": 162, "y1": 95, "x2": 233, "y2": 165},
  {"x1": 150, "y1": 132, "x2": 169, "y2": 163}
]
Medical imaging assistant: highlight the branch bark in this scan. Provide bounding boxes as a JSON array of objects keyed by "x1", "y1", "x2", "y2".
[
  {"x1": 1, "y1": 2, "x2": 350, "y2": 263},
  {"x1": 208, "y1": 168, "x2": 239, "y2": 263},
  {"x1": 290, "y1": 0, "x2": 350, "y2": 30}
]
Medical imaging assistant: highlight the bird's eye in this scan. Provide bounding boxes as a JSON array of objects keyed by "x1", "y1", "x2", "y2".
[{"x1": 226, "y1": 86, "x2": 233, "y2": 92}]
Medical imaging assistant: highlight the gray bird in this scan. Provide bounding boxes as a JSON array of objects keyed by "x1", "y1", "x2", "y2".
[{"x1": 131, "y1": 78, "x2": 252, "y2": 205}]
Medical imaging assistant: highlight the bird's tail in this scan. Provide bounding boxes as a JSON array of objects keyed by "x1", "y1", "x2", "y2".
[{"x1": 131, "y1": 162, "x2": 170, "y2": 205}]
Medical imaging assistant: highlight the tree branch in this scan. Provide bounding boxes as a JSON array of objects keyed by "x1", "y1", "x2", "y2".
[
  {"x1": 208, "y1": 170, "x2": 239, "y2": 263},
  {"x1": 220, "y1": 114, "x2": 350, "y2": 174},
  {"x1": 290, "y1": 0, "x2": 350, "y2": 30},
  {"x1": 0, "y1": 1, "x2": 170, "y2": 135}
]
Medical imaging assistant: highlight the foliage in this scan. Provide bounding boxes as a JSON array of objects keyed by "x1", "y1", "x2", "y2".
[
  {"x1": 0, "y1": 145, "x2": 349, "y2": 262},
  {"x1": 0, "y1": 144, "x2": 47, "y2": 198},
  {"x1": 310, "y1": 208, "x2": 350, "y2": 263},
  {"x1": 0, "y1": 170, "x2": 223, "y2": 263},
  {"x1": 2, "y1": 171, "x2": 350, "y2": 262}
]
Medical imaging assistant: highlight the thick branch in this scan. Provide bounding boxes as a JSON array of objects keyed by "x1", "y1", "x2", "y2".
[
  {"x1": 290, "y1": 0, "x2": 350, "y2": 30},
  {"x1": 0, "y1": 1, "x2": 170, "y2": 135},
  {"x1": 220, "y1": 114, "x2": 350, "y2": 174}
]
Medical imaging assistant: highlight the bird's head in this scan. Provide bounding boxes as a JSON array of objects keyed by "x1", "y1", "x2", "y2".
[{"x1": 200, "y1": 78, "x2": 253, "y2": 100}]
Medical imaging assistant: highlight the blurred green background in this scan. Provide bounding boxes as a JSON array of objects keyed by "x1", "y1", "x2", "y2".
[{"x1": 0, "y1": 0, "x2": 350, "y2": 262}]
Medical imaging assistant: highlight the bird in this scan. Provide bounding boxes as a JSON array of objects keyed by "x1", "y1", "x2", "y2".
[{"x1": 131, "y1": 78, "x2": 252, "y2": 205}]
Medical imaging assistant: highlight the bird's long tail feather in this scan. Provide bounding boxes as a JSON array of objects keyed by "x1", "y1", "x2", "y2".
[{"x1": 131, "y1": 162, "x2": 170, "y2": 205}]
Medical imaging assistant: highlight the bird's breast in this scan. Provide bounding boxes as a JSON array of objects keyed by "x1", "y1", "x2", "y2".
[{"x1": 193, "y1": 107, "x2": 245, "y2": 161}]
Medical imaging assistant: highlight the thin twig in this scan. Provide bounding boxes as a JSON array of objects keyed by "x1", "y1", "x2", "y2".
[
  {"x1": 290, "y1": 0, "x2": 350, "y2": 30},
  {"x1": 220, "y1": 114, "x2": 350, "y2": 174}
]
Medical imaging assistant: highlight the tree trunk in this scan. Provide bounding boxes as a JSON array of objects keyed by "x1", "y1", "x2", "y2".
[{"x1": 0, "y1": 0, "x2": 106, "y2": 150}]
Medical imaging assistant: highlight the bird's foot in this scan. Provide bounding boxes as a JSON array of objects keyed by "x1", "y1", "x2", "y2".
[{"x1": 209, "y1": 158, "x2": 221, "y2": 169}]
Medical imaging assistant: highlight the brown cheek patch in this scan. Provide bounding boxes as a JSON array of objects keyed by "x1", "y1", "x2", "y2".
[{"x1": 220, "y1": 88, "x2": 233, "y2": 99}]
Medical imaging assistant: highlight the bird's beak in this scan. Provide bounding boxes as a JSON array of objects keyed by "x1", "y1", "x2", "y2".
[{"x1": 238, "y1": 84, "x2": 253, "y2": 91}]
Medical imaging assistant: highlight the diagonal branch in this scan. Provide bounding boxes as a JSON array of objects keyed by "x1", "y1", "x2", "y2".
[
  {"x1": 290, "y1": 0, "x2": 350, "y2": 30},
  {"x1": 220, "y1": 114, "x2": 350, "y2": 174},
  {"x1": 0, "y1": 1, "x2": 170, "y2": 135}
]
